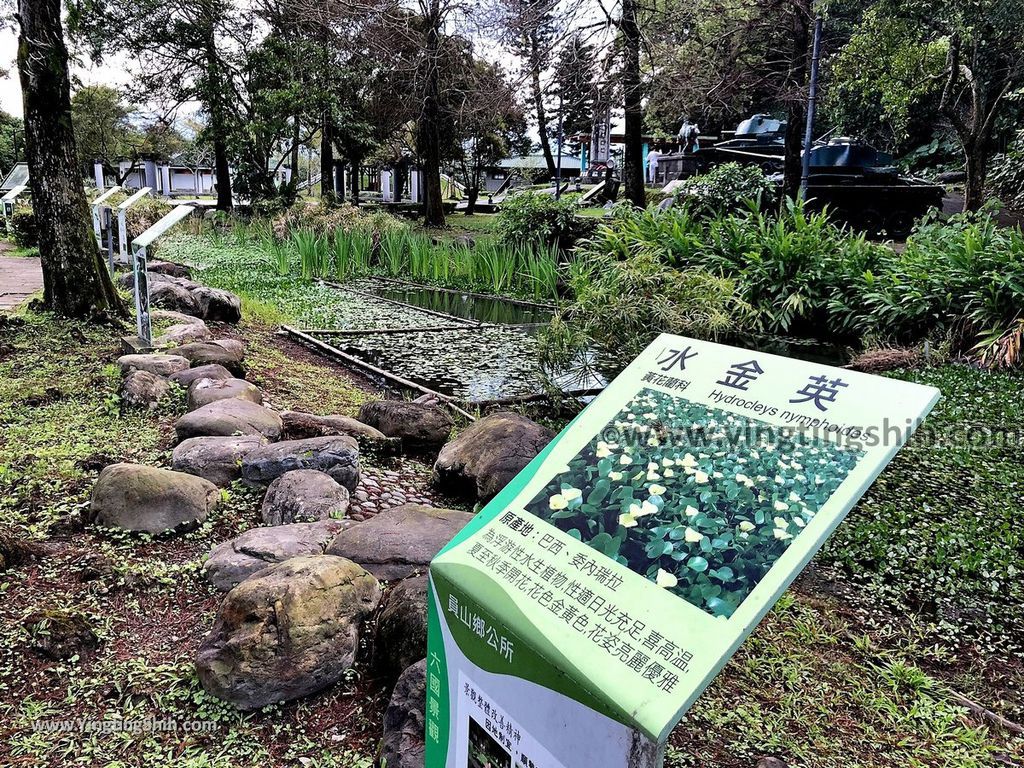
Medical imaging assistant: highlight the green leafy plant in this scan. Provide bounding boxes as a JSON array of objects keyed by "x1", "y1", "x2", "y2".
[{"x1": 674, "y1": 162, "x2": 776, "y2": 217}]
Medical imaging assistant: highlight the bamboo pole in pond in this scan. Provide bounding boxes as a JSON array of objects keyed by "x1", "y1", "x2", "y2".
[
  {"x1": 281, "y1": 325, "x2": 478, "y2": 421},
  {"x1": 303, "y1": 324, "x2": 493, "y2": 336},
  {"x1": 319, "y1": 280, "x2": 479, "y2": 326}
]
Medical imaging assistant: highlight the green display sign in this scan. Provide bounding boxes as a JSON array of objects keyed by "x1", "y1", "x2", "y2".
[{"x1": 426, "y1": 334, "x2": 939, "y2": 767}]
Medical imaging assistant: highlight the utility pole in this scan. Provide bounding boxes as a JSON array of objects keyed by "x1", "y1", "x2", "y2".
[
  {"x1": 555, "y1": 91, "x2": 564, "y2": 200},
  {"x1": 800, "y1": 14, "x2": 823, "y2": 199}
]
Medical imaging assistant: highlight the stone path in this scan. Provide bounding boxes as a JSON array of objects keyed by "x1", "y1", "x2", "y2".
[{"x1": 0, "y1": 256, "x2": 42, "y2": 309}]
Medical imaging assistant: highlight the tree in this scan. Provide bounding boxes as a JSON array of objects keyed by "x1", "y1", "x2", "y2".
[
  {"x1": 550, "y1": 32, "x2": 595, "y2": 153},
  {"x1": 16, "y1": 0, "x2": 123, "y2": 318},
  {"x1": 0, "y1": 111, "x2": 24, "y2": 174},
  {"x1": 619, "y1": 0, "x2": 645, "y2": 206},
  {"x1": 449, "y1": 58, "x2": 528, "y2": 213}
]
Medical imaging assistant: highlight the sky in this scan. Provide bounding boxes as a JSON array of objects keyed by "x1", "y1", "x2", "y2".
[{"x1": 0, "y1": 26, "x2": 134, "y2": 118}]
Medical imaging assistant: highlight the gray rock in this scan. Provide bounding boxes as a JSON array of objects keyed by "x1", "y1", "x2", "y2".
[
  {"x1": 88, "y1": 463, "x2": 219, "y2": 535},
  {"x1": 374, "y1": 575, "x2": 428, "y2": 684},
  {"x1": 147, "y1": 260, "x2": 192, "y2": 278},
  {"x1": 120, "y1": 369, "x2": 170, "y2": 410},
  {"x1": 117, "y1": 353, "x2": 191, "y2": 377},
  {"x1": 756, "y1": 759, "x2": 790, "y2": 768},
  {"x1": 357, "y1": 400, "x2": 453, "y2": 454},
  {"x1": 192, "y1": 285, "x2": 243, "y2": 323},
  {"x1": 170, "y1": 340, "x2": 246, "y2": 377},
  {"x1": 152, "y1": 309, "x2": 204, "y2": 325},
  {"x1": 433, "y1": 412, "x2": 554, "y2": 502},
  {"x1": 241, "y1": 436, "x2": 360, "y2": 491},
  {"x1": 279, "y1": 411, "x2": 393, "y2": 451},
  {"x1": 377, "y1": 659, "x2": 426, "y2": 768},
  {"x1": 174, "y1": 399, "x2": 283, "y2": 442},
  {"x1": 326, "y1": 504, "x2": 473, "y2": 580},
  {"x1": 195, "y1": 555, "x2": 382, "y2": 709},
  {"x1": 187, "y1": 377, "x2": 262, "y2": 411},
  {"x1": 154, "y1": 319, "x2": 212, "y2": 348},
  {"x1": 261, "y1": 470, "x2": 350, "y2": 525},
  {"x1": 172, "y1": 435, "x2": 269, "y2": 487},
  {"x1": 147, "y1": 274, "x2": 242, "y2": 323},
  {"x1": 202, "y1": 519, "x2": 349, "y2": 591},
  {"x1": 169, "y1": 363, "x2": 233, "y2": 388}
]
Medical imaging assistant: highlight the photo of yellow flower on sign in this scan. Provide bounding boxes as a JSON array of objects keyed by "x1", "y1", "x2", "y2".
[{"x1": 524, "y1": 388, "x2": 865, "y2": 618}]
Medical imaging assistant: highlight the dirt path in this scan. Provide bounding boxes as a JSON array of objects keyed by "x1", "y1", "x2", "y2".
[{"x1": 0, "y1": 249, "x2": 42, "y2": 309}]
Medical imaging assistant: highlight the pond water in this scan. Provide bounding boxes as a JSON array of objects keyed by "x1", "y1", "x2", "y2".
[{"x1": 353, "y1": 279, "x2": 554, "y2": 325}]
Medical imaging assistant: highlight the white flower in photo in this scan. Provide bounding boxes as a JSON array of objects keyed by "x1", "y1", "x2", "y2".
[
  {"x1": 608, "y1": 471, "x2": 623, "y2": 481},
  {"x1": 695, "y1": 470, "x2": 710, "y2": 484},
  {"x1": 773, "y1": 528, "x2": 793, "y2": 540},
  {"x1": 595, "y1": 441, "x2": 613, "y2": 458},
  {"x1": 619, "y1": 513, "x2": 638, "y2": 528},
  {"x1": 788, "y1": 491, "x2": 802, "y2": 502},
  {"x1": 648, "y1": 462, "x2": 659, "y2": 470},
  {"x1": 739, "y1": 520, "x2": 755, "y2": 532},
  {"x1": 679, "y1": 453, "x2": 698, "y2": 468},
  {"x1": 637, "y1": 500, "x2": 658, "y2": 517},
  {"x1": 647, "y1": 437, "x2": 660, "y2": 447},
  {"x1": 647, "y1": 469, "x2": 661, "y2": 481},
  {"x1": 662, "y1": 458, "x2": 675, "y2": 467},
  {"x1": 664, "y1": 468, "x2": 676, "y2": 478},
  {"x1": 775, "y1": 475, "x2": 785, "y2": 484},
  {"x1": 794, "y1": 517, "x2": 806, "y2": 528},
  {"x1": 562, "y1": 487, "x2": 583, "y2": 501},
  {"x1": 774, "y1": 516, "x2": 789, "y2": 528},
  {"x1": 656, "y1": 568, "x2": 678, "y2": 588},
  {"x1": 620, "y1": 454, "x2": 633, "y2": 465},
  {"x1": 549, "y1": 494, "x2": 568, "y2": 510},
  {"x1": 773, "y1": 499, "x2": 789, "y2": 512},
  {"x1": 648, "y1": 484, "x2": 667, "y2": 496},
  {"x1": 713, "y1": 471, "x2": 724, "y2": 479},
  {"x1": 684, "y1": 526, "x2": 704, "y2": 543},
  {"x1": 684, "y1": 504, "x2": 699, "y2": 517}
]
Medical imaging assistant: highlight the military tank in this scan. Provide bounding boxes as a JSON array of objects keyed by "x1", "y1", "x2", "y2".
[{"x1": 658, "y1": 115, "x2": 945, "y2": 237}]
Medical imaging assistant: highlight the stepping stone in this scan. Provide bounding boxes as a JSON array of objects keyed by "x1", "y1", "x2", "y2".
[
  {"x1": 154, "y1": 318, "x2": 212, "y2": 347},
  {"x1": 87, "y1": 463, "x2": 219, "y2": 535},
  {"x1": 172, "y1": 435, "x2": 268, "y2": 487},
  {"x1": 120, "y1": 369, "x2": 170, "y2": 410},
  {"x1": 261, "y1": 470, "x2": 350, "y2": 525},
  {"x1": 280, "y1": 411, "x2": 394, "y2": 451},
  {"x1": 144, "y1": 274, "x2": 242, "y2": 323},
  {"x1": 147, "y1": 260, "x2": 192, "y2": 278},
  {"x1": 357, "y1": 400, "x2": 454, "y2": 455},
  {"x1": 117, "y1": 353, "x2": 191, "y2": 377},
  {"x1": 196, "y1": 555, "x2": 381, "y2": 710},
  {"x1": 174, "y1": 399, "x2": 283, "y2": 442},
  {"x1": 187, "y1": 377, "x2": 262, "y2": 411},
  {"x1": 169, "y1": 363, "x2": 234, "y2": 388},
  {"x1": 433, "y1": 411, "x2": 554, "y2": 502},
  {"x1": 202, "y1": 519, "x2": 349, "y2": 591},
  {"x1": 325, "y1": 504, "x2": 473, "y2": 580},
  {"x1": 241, "y1": 436, "x2": 360, "y2": 491},
  {"x1": 170, "y1": 340, "x2": 245, "y2": 377}
]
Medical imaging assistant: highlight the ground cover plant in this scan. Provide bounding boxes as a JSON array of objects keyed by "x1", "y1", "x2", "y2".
[{"x1": 525, "y1": 388, "x2": 864, "y2": 618}]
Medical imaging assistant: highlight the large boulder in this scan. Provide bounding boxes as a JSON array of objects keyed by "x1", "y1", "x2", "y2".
[
  {"x1": 202, "y1": 519, "x2": 349, "y2": 592},
  {"x1": 172, "y1": 435, "x2": 269, "y2": 487},
  {"x1": 88, "y1": 463, "x2": 219, "y2": 535},
  {"x1": 378, "y1": 660, "x2": 426, "y2": 768},
  {"x1": 241, "y1": 436, "x2": 360, "y2": 491},
  {"x1": 170, "y1": 340, "x2": 246, "y2": 377},
  {"x1": 120, "y1": 369, "x2": 170, "y2": 410},
  {"x1": 280, "y1": 411, "x2": 395, "y2": 451},
  {"x1": 374, "y1": 575, "x2": 428, "y2": 683},
  {"x1": 187, "y1": 377, "x2": 262, "y2": 411},
  {"x1": 154, "y1": 319, "x2": 211, "y2": 348},
  {"x1": 117, "y1": 353, "x2": 191, "y2": 377},
  {"x1": 433, "y1": 412, "x2": 554, "y2": 502},
  {"x1": 169, "y1": 363, "x2": 233, "y2": 388},
  {"x1": 261, "y1": 470, "x2": 350, "y2": 525},
  {"x1": 148, "y1": 275, "x2": 242, "y2": 323},
  {"x1": 195, "y1": 555, "x2": 382, "y2": 709},
  {"x1": 326, "y1": 504, "x2": 473, "y2": 580},
  {"x1": 174, "y1": 399, "x2": 283, "y2": 442},
  {"x1": 147, "y1": 260, "x2": 192, "y2": 278},
  {"x1": 357, "y1": 400, "x2": 453, "y2": 454}
]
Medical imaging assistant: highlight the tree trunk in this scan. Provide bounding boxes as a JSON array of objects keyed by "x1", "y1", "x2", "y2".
[
  {"x1": 204, "y1": 27, "x2": 233, "y2": 211},
  {"x1": 350, "y1": 159, "x2": 360, "y2": 207},
  {"x1": 465, "y1": 186, "x2": 478, "y2": 215},
  {"x1": 419, "y1": 0, "x2": 445, "y2": 227},
  {"x1": 17, "y1": 0, "x2": 123, "y2": 318},
  {"x1": 531, "y1": 34, "x2": 556, "y2": 178},
  {"x1": 620, "y1": 0, "x2": 645, "y2": 207},
  {"x1": 320, "y1": 112, "x2": 335, "y2": 205},
  {"x1": 783, "y1": 0, "x2": 810, "y2": 201},
  {"x1": 964, "y1": 142, "x2": 988, "y2": 212}
]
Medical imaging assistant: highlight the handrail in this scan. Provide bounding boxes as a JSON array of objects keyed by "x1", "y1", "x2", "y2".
[{"x1": 117, "y1": 187, "x2": 153, "y2": 258}]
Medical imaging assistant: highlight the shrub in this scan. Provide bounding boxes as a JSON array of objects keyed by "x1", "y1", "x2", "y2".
[
  {"x1": 124, "y1": 198, "x2": 174, "y2": 242},
  {"x1": 497, "y1": 191, "x2": 592, "y2": 249},
  {"x1": 988, "y1": 132, "x2": 1024, "y2": 211},
  {"x1": 674, "y1": 162, "x2": 776, "y2": 217},
  {"x1": 10, "y1": 204, "x2": 38, "y2": 248},
  {"x1": 270, "y1": 202, "x2": 364, "y2": 240}
]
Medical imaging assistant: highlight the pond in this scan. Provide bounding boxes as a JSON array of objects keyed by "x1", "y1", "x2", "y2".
[{"x1": 352, "y1": 279, "x2": 554, "y2": 325}]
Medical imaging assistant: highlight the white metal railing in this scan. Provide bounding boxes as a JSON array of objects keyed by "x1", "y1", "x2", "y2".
[
  {"x1": 130, "y1": 203, "x2": 197, "y2": 346},
  {"x1": 117, "y1": 187, "x2": 153, "y2": 259},
  {"x1": 90, "y1": 185, "x2": 122, "y2": 272}
]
